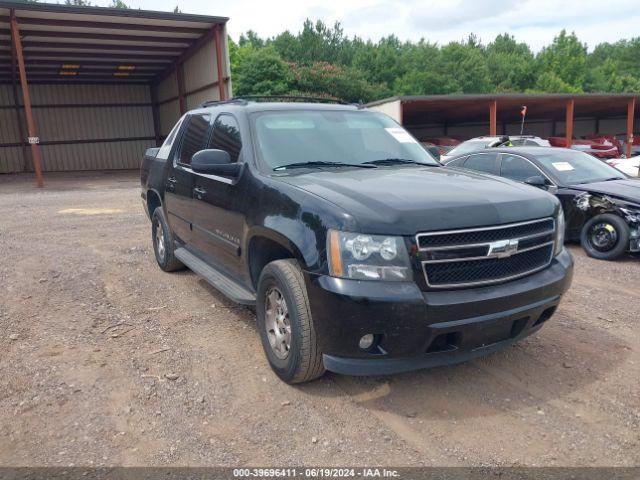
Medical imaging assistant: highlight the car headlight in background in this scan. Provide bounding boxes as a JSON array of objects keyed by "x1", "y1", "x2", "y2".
[
  {"x1": 554, "y1": 208, "x2": 565, "y2": 256},
  {"x1": 328, "y1": 230, "x2": 412, "y2": 281}
]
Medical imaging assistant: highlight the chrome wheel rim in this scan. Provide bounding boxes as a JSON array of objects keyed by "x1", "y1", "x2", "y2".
[
  {"x1": 155, "y1": 219, "x2": 166, "y2": 260},
  {"x1": 264, "y1": 287, "x2": 291, "y2": 360}
]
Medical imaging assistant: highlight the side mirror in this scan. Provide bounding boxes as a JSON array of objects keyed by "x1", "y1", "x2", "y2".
[
  {"x1": 191, "y1": 149, "x2": 240, "y2": 177},
  {"x1": 524, "y1": 175, "x2": 547, "y2": 188}
]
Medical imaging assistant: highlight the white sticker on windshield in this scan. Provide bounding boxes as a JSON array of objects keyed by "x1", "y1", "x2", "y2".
[
  {"x1": 385, "y1": 127, "x2": 417, "y2": 144},
  {"x1": 552, "y1": 162, "x2": 574, "y2": 171}
]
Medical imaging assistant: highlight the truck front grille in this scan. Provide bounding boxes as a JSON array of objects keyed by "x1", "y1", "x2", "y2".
[{"x1": 416, "y1": 218, "x2": 555, "y2": 289}]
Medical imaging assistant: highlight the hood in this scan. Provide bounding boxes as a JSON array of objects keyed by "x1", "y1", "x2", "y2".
[
  {"x1": 571, "y1": 179, "x2": 640, "y2": 205},
  {"x1": 277, "y1": 166, "x2": 558, "y2": 235}
]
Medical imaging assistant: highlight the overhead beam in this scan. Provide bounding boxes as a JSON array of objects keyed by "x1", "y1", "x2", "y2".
[
  {"x1": 0, "y1": 28, "x2": 195, "y2": 45},
  {"x1": 626, "y1": 97, "x2": 636, "y2": 159},
  {"x1": 0, "y1": 58, "x2": 169, "y2": 68},
  {"x1": 0, "y1": 40, "x2": 184, "y2": 54},
  {"x1": 0, "y1": 15, "x2": 209, "y2": 35},
  {"x1": 10, "y1": 9, "x2": 44, "y2": 187},
  {"x1": 21, "y1": 51, "x2": 177, "y2": 61}
]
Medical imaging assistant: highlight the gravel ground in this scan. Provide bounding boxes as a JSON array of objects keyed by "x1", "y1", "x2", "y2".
[{"x1": 0, "y1": 171, "x2": 638, "y2": 467}]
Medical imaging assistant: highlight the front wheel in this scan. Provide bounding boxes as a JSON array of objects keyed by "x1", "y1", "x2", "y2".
[
  {"x1": 256, "y1": 259, "x2": 325, "y2": 384},
  {"x1": 151, "y1": 207, "x2": 184, "y2": 272},
  {"x1": 580, "y1": 213, "x2": 629, "y2": 260}
]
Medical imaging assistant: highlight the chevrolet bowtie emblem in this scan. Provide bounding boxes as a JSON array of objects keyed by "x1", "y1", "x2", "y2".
[{"x1": 487, "y1": 239, "x2": 519, "y2": 258}]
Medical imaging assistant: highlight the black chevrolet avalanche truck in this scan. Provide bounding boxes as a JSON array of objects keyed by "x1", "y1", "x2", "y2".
[{"x1": 140, "y1": 99, "x2": 574, "y2": 384}]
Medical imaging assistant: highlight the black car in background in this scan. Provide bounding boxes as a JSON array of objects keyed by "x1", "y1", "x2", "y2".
[{"x1": 444, "y1": 147, "x2": 640, "y2": 260}]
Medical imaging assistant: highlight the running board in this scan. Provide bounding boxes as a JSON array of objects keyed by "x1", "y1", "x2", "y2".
[{"x1": 174, "y1": 248, "x2": 256, "y2": 305}]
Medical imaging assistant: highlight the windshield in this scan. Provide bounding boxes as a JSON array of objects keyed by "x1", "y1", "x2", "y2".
[
  {"x1": 251, "y1": 110, "x2": 439, "y2": 170},
  {"x1": 446, "y1": 139, "x2": 490, "y2": 157},
  {"x1": 534, "y1": 150, "x2": 626, "y2": 184}
]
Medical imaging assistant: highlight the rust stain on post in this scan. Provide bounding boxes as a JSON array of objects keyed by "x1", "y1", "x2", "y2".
[
  {"x1": 489, "y1": 100, "x2": 497, "y2": 136},
  {"x1": 10, "y1": 9, "x2": 44, "y2": 187},
  {"x1": 626, "y1": 97, "x2": 636, "y2": 158},
  {"x1": 565, "y1": 99, "x2": 575, "y2": 149}
]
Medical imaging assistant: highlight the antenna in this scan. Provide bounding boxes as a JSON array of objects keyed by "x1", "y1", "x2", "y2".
[{"x1": 520, "y1": 106, "x2": 527, "y2": 136}]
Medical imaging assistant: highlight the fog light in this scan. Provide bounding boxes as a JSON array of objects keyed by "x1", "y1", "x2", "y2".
[{"x1": 359, "y1": 334, "x2": 375, "y2": 350}]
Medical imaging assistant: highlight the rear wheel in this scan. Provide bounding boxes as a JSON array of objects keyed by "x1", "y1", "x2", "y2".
[
  {"x1": 580, "y1": 213, "x2": 629, "y2": 260},
  {"x1": 151, "y1": 207, "x2": 184, "y2": 272},
  {"x1": 256, "y1": 259, "x2": 325, "y2": 384}
]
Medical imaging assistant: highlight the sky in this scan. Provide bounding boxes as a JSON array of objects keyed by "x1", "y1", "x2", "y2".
[{"x1": 98, "y1": 0, "x2": 640, "y2": 52}]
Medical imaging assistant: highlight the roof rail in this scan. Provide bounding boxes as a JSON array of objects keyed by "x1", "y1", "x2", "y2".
[
  {"x1": 198, "y1": 95, "x2": 357, "y2": 108},
  {"x1": 198, "y1": 98, "x2": 249, "y2": 108}
]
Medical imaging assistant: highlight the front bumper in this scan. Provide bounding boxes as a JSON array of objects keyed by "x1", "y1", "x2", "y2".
[{"x1": 305, "y1": 248, "x2": 573, "y2": 376}]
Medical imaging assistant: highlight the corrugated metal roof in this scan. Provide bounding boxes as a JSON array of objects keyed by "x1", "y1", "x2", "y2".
[{"x1": 0, "y1": 0, "x2": 227, "y2": 85}]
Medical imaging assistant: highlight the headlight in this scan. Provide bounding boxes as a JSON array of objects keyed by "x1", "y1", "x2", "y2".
[
  {"x1": 554, "y1": 208, "x2": 565, "y2": 256},
  {"x1": 327, "y1": 230, "x2": 412, "y2": 281},
  {"x1": 620, "y1": 207, "x2": 640, "y2": 223}
]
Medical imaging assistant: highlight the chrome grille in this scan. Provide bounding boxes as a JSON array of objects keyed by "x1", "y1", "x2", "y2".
[{"x1": 417, "y1": 218, "x2": 555, "y2": 288}]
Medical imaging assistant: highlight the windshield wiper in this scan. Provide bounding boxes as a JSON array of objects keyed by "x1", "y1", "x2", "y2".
[
  {"x1": 362, "y1": 158, "x2": 438, "y2": 166},
  {"x1": 273, "y1": 161, "x2": 377, "y2": 171}
]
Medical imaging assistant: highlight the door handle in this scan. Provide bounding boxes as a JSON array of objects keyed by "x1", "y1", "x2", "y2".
[
  {"x1": 194, "y1": 186, "x2": 207, "y2": 198},
  {"x1": 167, "y1": 176, "x2": 177, "y2": 184}
]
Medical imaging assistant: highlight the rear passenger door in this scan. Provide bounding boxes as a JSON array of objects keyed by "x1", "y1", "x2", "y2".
[
  {"x1": 462, "y1": 152, "x2": 500, "y2": 175},
  {"x1": 190, "y1": 113, "x2": 246, "y2": 277}
]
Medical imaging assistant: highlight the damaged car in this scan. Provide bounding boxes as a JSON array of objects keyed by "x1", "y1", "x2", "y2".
[{"x1": 445, "y1": 147, "x2": 640, "y2": 260}]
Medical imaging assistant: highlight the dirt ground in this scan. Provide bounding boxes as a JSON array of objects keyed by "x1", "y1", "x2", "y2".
[{"x1": 0, "y1": 171, "x2": 638, "y2": 468}]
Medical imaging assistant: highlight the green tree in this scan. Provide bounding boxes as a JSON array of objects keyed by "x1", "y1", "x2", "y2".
[
  {"x1": 65, "y1": 0, "x2": 91, "y2": 5},
  {"x1": 485, "y1": 34, "x2": 535, "y2": 92},
  {"x1": 109, "y1": 0, "x2": 129, "y2": 8},
  {"x1": 233, "y1": 46, "x2": 293, "y2": 96},
  {"x1": 535, "y1": 30, "x2": 587, "y2": 92}
]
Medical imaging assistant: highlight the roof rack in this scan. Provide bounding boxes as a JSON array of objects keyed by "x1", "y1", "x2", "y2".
[{"x1": 198, "y1": 95, "x2": 355, "y2": 108}]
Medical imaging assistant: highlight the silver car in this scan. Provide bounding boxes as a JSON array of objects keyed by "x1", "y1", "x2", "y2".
[{"x1": 440, "y1": 135, "x2": 551, "y2": 163}]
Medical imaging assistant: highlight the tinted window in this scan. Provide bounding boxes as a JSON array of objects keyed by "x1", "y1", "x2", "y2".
[
  {"x1": 500, "y1": 154, "x2": 540, "y2": 181},
  {"x1": 157, "y1": 116, "x2": 184, "y2": 160},
  {"x1": 447, "y1": 139, "x2": 491, "y2": 156},
  {"x1": 446, "y1": 156, "x2": 467, "y2": 167},
  {"x1": 177, "y1": 114, "x2": 211, "y2": 165},
  {"x1": 208, "y1": 115, "x2": 242, "y2": 163},
  {"x1": 533, "y1": 150, "x2": 625, "y2": 185},
  {"x1": 464, "y1": 153, "x2": 498, "y2": 174},
  {"x1": 252, "y1": 110, "x2": 438, "y2": 169}
]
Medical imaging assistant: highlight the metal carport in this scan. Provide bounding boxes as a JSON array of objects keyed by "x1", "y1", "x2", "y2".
[
  {"x1": 0, "y1": 0, "x2": 230, "y2": 186},
  {"x1": 368, "y1": 94, "x2": 638, "y2": 157}
]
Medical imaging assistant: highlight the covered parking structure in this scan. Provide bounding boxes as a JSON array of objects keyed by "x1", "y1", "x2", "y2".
[
  {"x1": 368, "y1": 94, "x2": 638, "y2": 156},
  {"x1": 0, "y1": 0, "x2": 230, "y2": 186}
]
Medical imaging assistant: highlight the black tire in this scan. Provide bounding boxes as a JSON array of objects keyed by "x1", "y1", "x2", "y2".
[
  {"x1": 256, "y1": 259, "x2": 325, "y2": 384},
  {"x1": 151, "y1": 207, "x2": 184, "y2": 272},
  {"x1": 580, "y1": 213, "x2": 629, "y2": 261}
]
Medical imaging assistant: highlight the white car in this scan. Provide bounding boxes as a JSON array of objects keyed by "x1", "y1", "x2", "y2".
[
  {"x1": 440, "y1": 135, "x2": 551, "y2": 163},
  {"x1": 607, "y1": 157, "x2": 640, "y2": 177}
]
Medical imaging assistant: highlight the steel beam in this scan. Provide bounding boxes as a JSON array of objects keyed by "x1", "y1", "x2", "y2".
[
  {"x1": 10, "y1": 32, "x2": 28, "y2": 172},
  {"x1": 10, "y1": 9, "x2": 44, "y2": 187},
  {"x1": 626, "y1": 97, "x2": 636, "y2": 159},
  {"x1": 489, "y1": 100, "x2": 497, "y2": 136},
  {"x1": 565, "y1": 99, "x2": 574, "y2": 148},
  {"x1": 214, "y1": 24, "x2": 226, "y2": 101}
]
